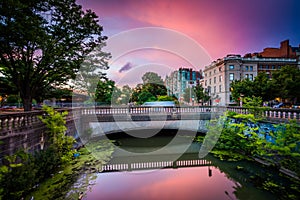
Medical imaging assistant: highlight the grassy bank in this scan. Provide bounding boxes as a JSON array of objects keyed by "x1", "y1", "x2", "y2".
[{"x1": 27, "y1": 140, "x2": 115, "y2": 200}]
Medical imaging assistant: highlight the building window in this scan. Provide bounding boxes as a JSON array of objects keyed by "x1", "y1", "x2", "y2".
[
  {"x1": 214, "y1": 77, "x2": 216, "y2": 83},
  {"x1": 205, "y1": 80, "x2": 207, "y2": 86},
  {"x1": 219, "y1": 75, "x2": 222, "y2": 82},
  {"x1": 278, "y1": 65, "x2": 281, "y2": 69},
  {"x1": 214, "y1": 86, "x2": 216, "y2": 94},
  {"x1": 229, "y1": 65, "x2": 234, "y2": 70},
  {"x1": 245, "y1": 74, "x2": 249, "y2": 79},
  {"x1": 266, "y1": 65, "x2": 269, "y2": 69},
  {"x1": 245, "y1": 66, "x2": 249, "y2": 71},
  {"x1": 214, "y1": 69, "x2": 216, "y2": 74},
  {"x1": 249, "y1": 74, "x2": 253, "y2": 81},
  {"x1": 205, "y1": 73, "x2": 207, "y2": 77},
  {"x1": 250, "y1": 66, "x2": 253, "y2": 71},
  {"x1": 219, "y1": 85, "x2": 221, "y2": 92},
  {"x1": 209, "y1": 71, "x2": 211, "y2": 76},
  {"x1": 259, "y1": 65, "x2": 263, "y2": 69},
  {"x1": 209, "y1": 78, "x2": 211, "y2": 84},
  {"x1": 272, "y1": 65, "x2": 275, "y2": 69},
  {"x1": 230, "y1": 95, "x2": 234, "y2": 102},
  {"x1": 229, "y1": 73, "x2": 234, "y2": 81},
  {"x1": 219, "y1": 67, "x2": 222, "y2": 72}
]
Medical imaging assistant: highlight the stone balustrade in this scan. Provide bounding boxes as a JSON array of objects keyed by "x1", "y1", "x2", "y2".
[
  {"x1": 1, "y1": 106, "x2": 300, "y2": 138},
  {"x1": 0, "y1": 106, "x2": 299, "y2": 158}
]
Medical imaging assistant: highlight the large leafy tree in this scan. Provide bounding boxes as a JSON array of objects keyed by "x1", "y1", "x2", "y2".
[
  {"x1": 271, "y1": 66, "x2": 300, "y2": 103},
  {"x1": 95, "y1": 79, "x2": 116, "y2": 105},
  {"x1": 142, "y1": 72, "x2": 164, "y2": 85},
  {"x1": 193, "y1": 84, "x2": 210, "y2": 105},
  {"x1": 0, "y1": 0, "x2": 107, "y2": 111},
  {"x1": 118, "y1": 85, "x2": 132, "y2": 105},
  {"x1": 131, "y1": 72, "x2": 167, "y2": 104},
  {"x1": 252, "y1": 72, "x2": 275, "y2": 101},
  {"x1": 141, "y1": 72, "x2": 167, "y2": 97},
  {"x1": 73, "y1": 44, "x2": 110, "y2": 101},
  {"x1": 230, "y1": 79, "x2": 255, "y2": 103}
]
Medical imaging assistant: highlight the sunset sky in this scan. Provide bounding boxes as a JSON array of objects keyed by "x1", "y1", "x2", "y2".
[{"x1": 77, "y1": 0, "x2": 300, "y2": 85}]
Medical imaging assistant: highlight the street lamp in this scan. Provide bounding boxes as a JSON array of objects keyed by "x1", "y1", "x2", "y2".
[{"x1": 240, "y1": 93, "x2": 244, "y2": 107}]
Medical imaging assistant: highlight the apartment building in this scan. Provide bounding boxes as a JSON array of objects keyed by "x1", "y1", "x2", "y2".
[
  {"x1": 165, "y1": 68, "x2": 202, "y2": 101},
  {"x1": 203, "y1": 54, "x2": 298, "y2": 106}
]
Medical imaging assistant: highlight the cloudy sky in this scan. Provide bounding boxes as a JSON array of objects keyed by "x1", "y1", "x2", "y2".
[{"x1": 77, "y1": 0, "x2": 300, "y2": 85}]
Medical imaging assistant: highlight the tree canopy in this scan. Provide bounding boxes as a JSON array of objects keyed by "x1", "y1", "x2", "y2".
[
  {"x1": 0, "y1": 0, "x2": 108, "y2": 111},
  {"x1": 95, "y1": 79, "x2": 116, "y2": 105},
  {"x1": 142, "y1": 72, "x2": 164, "y2": 85},
  {"x1": 193, "y1": 84, "x2": 210, "y2": 105},
  {"x1": 270, "y1": 66, "x2": 300, "y2": 103},
  {"x1": 230, "y1": 66, "x2": 300, "y2": 105}
]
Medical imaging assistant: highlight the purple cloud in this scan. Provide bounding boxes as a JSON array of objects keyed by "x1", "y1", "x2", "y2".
[{"x1": 119, "y1": 62, "x2": 134, "y2": 73}]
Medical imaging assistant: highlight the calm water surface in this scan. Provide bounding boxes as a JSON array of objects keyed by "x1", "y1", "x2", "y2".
[{"x1": 72, "y1": 131, "x2": 294, "y2": 200}]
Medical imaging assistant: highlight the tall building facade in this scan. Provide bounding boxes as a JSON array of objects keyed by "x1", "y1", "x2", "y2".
[
  {"x1": 203, "y1": 40, "x2": 300, "y2": 106},
  {"x1": 203, "y1": 54, "x2": 298, "y2": 106},
  {"x1": 165, "y1": 68, "x2": 202, "y2": 101}
]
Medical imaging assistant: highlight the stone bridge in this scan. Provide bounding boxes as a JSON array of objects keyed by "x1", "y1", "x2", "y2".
[{"x1": 0, "y1": 106, "x2": 299, "y2": 158}]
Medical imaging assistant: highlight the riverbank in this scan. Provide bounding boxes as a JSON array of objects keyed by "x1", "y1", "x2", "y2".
[{"x1": 27, "y1": 140, "x2": 115, "y2": 200}]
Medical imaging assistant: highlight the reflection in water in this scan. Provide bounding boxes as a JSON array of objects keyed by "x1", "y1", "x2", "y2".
[
  {"x1": 101, "y1": 159, "x2": 212, "y2": 172},
  {"x1": 70, "y1": 132, "x2": 282, "y2": 200},
  {"x1": 84, "y1": 165, "x2": 238, "y2": 200}
]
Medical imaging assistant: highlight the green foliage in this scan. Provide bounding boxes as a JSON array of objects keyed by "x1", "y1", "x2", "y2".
[
  {"x1": 0, "y1": 105, "x2": 76, "y2": 199},
  {"x1": 264, "y1": 120, "x2": 300, "y2": 174},
  {"x1": 0, "y1": 0, "x2": 107, "y2": 111},
  {"x1": 243, "y1": 96, "x2": 262, "y2": 107},
  {"x1": 230, "y1": 79, "x2": 255, "y2": 103},
  {"x1": 157, "y1": 95, "x2": 174, "y2": 101},
  {"x1": 0, "y1": 150, "x2": 37, "y2": 199},
  {"x1": 137, "y1": 91, "x2": 157, "y2": 104},
  {"x1": 95, "y1": 79, "x2": 116, "y2": 104},
  {"x1": 230, "y1": 67, "x2": 300, "y2": 103},
  {"x1": 207, "y1": 112, "x2": 300, "y2": 177},
  {"x1": 118, "y1": 85, "x2": 133, "y2": 105},
  {"x1": 131, "y1": 72, "x2": 167, "y2": 104},
  {"x1": 39, "y1": 105, "x2": 75, "y2": 164},
  {"x1": 193, "y1": 84, "x2": 210, "y2": 104},
  {"x1": 271, "y1": 66, "x2": 300, "y2": 102},
  {"x1": 142, "y1": 72, "x2": 164, "y2": 85},
  {"x1": 142, "y1": 83, "x2": 167, "y2": 98},
  {"x1": 73, "y1": 44, "x2": 110, "y2": 100},
  {"x1": 213, "y1": 113, "x2": 265, "y2": 158},
  {"x1": 242, "y1": 96, "x2": 269, "y2": 118},
  {"x1": 252, "y1": 72, "x2": 276, "y2": 101},
  {"x1": 6, "y1": 95, "x2": 20, "y2": 104},
  {"x1": 39, "y1": 106, "x2": 67, "y2": 139}
]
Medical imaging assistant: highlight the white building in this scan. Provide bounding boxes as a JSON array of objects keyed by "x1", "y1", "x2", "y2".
[{"x1": 203, "y1": 54, "x2": 298, "y2": 106}]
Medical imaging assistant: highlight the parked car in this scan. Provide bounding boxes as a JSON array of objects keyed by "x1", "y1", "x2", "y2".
[
  {"x1": 292, "y1": 104, "x2": 300, "y2": 109},
  {"x1": 272, "y1": 102, "x2": 292, "y2": 108},
  {"x1": 273, "y1": 102, "x2": 284, "y2": 108}
]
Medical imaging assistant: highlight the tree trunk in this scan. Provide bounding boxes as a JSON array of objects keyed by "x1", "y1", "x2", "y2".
[{"x1": 23, "y1": 97, "x2": 32, "y2": 111}]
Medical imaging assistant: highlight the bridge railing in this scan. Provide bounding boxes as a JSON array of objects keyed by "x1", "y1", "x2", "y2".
[
  {"x1": 0, "y1": 108, "x2": 77, "y2": 139},
  {"x1": 79, "y1": 105, "x2": 219, "y2": 115},
  {"x1": 1, "y1": 106, "x2": 300, "y2": 137}
]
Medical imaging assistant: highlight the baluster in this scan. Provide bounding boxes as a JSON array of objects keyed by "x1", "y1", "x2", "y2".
[{"x1": 293, "y1": 112, "x2": 296, "y2": 119}]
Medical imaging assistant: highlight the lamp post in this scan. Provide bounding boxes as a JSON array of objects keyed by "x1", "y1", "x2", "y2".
[{"x1": 240, "y1": 93, "x2": 244, "y2": 107}]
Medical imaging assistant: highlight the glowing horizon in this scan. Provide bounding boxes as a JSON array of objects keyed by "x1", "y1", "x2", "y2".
[{"x1": 77, "y1": 0, "x2": 300, "y2": 85}]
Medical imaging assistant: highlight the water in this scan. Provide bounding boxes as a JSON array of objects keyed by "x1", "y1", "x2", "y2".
[{"x1": 70, "y1": 130, "x2": 298, "y2": 200}]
